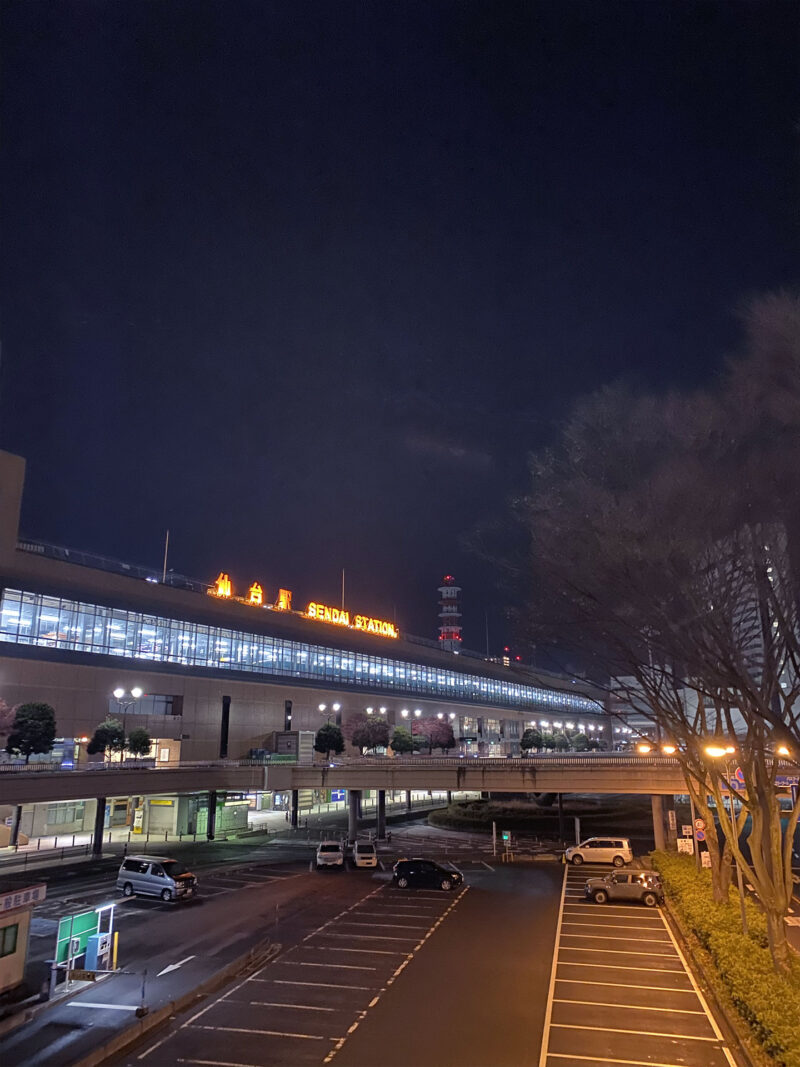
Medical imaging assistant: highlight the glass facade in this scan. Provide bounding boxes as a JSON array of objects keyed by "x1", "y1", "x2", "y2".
[{"x1": 0, "y1": 588, "x2": 598, "y2": 715}]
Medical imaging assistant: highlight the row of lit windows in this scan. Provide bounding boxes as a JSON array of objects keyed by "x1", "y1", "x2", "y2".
[{"x1": 0, "y1": 589, "x2": 599, "y2": 715}]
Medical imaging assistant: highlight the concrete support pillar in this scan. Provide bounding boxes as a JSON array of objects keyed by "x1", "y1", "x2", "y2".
[
  {"x1": 405, "y1": 790, "x2": 412, "y2": 812},
  {"x1": 348, "y1": 790, "x2": 360, "y2": 844},
  {"x1": 92, "y1": 797, "x2": 106, "y2": 856},
  {"x1": 207, "y1": 790, "x2": 218, "y2": 840},
  {"x1": 290, "y1": 789, "x2": 299, "y2": 829},
  {"x1": 557, "y1": 793, "x2": 565, "y2": 844},
  {"x1": 651, "y1": 795, "x2": 665, "y2": 851},
  {"x1": 356, "y1": 793, "x2": 363, "y2": 818},
  {"x1": 377, "y1": 790, "x2": 386, "y2": 840},
  {"x1": 446, "y1": 790, "x2": 452, "y2": 805},
  {"x1": 663, "y1": 794, "x2": 678, "y2": 850},
  {"x1": 10, "y1": 805, "x2": 23, "y2": 847}
]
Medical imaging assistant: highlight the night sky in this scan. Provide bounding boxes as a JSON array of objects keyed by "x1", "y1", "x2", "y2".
[{"x1": 1, "y1": 2, "x2": 797, "y2": 651}]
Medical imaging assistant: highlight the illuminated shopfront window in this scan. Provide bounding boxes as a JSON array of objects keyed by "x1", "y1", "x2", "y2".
[{"x1": 0, "y1": 589, "x2": 599, "y2": 715}]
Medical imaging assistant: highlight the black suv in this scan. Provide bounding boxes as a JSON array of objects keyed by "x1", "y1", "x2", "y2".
[{"x1": 393, "y1": 858, "x2": 463, "y2": 891}]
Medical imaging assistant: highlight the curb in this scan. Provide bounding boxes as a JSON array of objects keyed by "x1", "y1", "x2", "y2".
[
  {"x1": 69, "y1": 935, "x2": 276, "y2": 1067},
  {"x1": 661, "y1": 899, "x2": 757, "y2": 1067}
]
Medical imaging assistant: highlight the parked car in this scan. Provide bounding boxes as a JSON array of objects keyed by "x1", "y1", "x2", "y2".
[
  {"x1": 117, "y1": 856, "x2": 197, "y2": 901},
  {"x1": 316, "y1": 840, "x2": 345, "y2": 869},
  {"x1": 353, "y1": 840, "x2": 378, "y2": 868},
  {"x1": 564, "y1": 837, "x2": 633, "y2": 867},
  {"x1": 393, "y1": 858, "x2": 462, "y2": 891},
  {"x1": 585, "y1": 870, "x2": 664, "y2": 907}
]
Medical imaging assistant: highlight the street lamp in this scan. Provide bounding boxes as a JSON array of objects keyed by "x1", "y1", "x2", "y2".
[
  {"x1": 705, "y1": 744, "x2": 748, "y2": 935},
  {"x1": 112, "y1": 687, "x2": 142, "y2": 738}
]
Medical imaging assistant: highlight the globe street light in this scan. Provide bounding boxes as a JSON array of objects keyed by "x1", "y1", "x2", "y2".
[
  {"x1": 112, "y1": 687, "x2": 142, "y2": 737},
  {"x1": 705, "y1": 744, "x2": 748, "y2": 935}
]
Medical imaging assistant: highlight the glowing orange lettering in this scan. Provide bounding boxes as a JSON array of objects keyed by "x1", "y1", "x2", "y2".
[
  {"x1": 214, "y1": 573, "x2": 232, "y2": 598},
  {"x1": 248, "y1": 582, "x2": 263, "y2": 606},
  {"x1": 275, "y1": 588, "x2": 292, "y2": 611}
]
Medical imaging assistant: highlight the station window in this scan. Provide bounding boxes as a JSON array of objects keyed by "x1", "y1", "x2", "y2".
[{"x1": 0, "y1": 923, "x2": 18, "y2": 958}]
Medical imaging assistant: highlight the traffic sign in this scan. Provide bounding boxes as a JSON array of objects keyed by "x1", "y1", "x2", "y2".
[
  {"x1": 695, "y1": 829, "x2": 706, "y2": 842},
  {"x1": 682, "y1": 825, "x2": 693, "y2": 836},
  {"x1": 694, "y1": 818, "x2": 706, "y2": 831}
]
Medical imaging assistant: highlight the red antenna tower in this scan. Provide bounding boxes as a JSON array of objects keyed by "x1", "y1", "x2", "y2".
[{"x1": 437, "y1": 575, "x2": 462, "y2": 651}]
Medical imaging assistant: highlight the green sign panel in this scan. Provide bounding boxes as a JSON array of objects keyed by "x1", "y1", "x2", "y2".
[{"x1": 56, "y1": 910, "x2": 99, "y2": 964}]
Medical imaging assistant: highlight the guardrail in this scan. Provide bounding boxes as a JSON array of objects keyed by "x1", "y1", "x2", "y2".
[{"x1": 0, "y1": 757, "x2": 281, "y2": 775}]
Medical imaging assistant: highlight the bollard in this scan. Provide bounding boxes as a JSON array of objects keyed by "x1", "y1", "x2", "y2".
[
  {"x1": 54, "y1": 836, "x2": 58, "y2": 849},
  {"x1": 72, "y1": 834, "x2": 76, "y2": 846}
]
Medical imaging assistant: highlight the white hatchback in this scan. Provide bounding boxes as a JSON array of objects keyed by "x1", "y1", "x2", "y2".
[
  {"x1": 353, "y1": 841, "x2": 378, "y2": 868},
  {"x1": 564, "y1": 837, "x2": 633, "y2": 867}
]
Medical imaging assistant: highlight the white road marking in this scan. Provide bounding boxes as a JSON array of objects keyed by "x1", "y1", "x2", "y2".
[
  {"x1": 334, "y1": 921, "x2": 429, "y2": 930},
  {"x1": 559, "y1": 946, "x2": 680, "y2": 958},
  {"x1": 314, "y1": 932, "x2": 419, "y2": 941},
  {"x1": 557, "y1": 960, "x2": 684, "y2": 974},
  {"x1": 561, "y1": 921, "x2": 667, "y2": 931},
  {"x1": 538, "y1": 863, "x2": 567, "y2": 1067},
  {"x1": 66, "y1": 1002, "x2": 139, "y2": 1011},
  {"x1": 248, "y1": 1000, "x2": 336, "y2": 1011},
  {"x1": 305, "y1": 946, "x2": 407, "y2": 955},
  {"x1": 267, "y1": 961, "x2": 377, "y2": 971},
  {"x1": 560, "y1": 932, "x2": 673, "y2": 944},
  {"x1": 273, "y1": 980, "x2": 373, "y2": 990},
  {"x1": 546, "y1": 1055, "x2": 699, "y2": 1066},
  {"x1": 157, "y1": 955, "x2": 196, "y2": 977},
  {"x1": 551, "y1": 1023, "x2": 720, "y2": 1041},
  {"x1": 553, "y1": 997, "x2": 705, "y2": 1015},
  {"x1": 176, "y1": 1059, "x2": 268, "y2": 1067},
  {"x1": 555, "y1": 978, "x2": 696, "y2": 993},
  {"x1": 191, "y1": 1023, "x2": 326, "y2": 1040}
]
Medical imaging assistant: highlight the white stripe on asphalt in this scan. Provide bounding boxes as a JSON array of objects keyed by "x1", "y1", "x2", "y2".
[
  {"x1": 313, "y1": 932, "x2": 419, "y2": 941},
  {"x1": 555, "y1": 978, "x2": 696, "y2": 993},
  {"x1": 334, "y1": 921, "x2": 429, "y2": 930},
  {"x1": 560, "y1": 933, "x2": 673, "y2": 944},
  {"x1": 553, "y1": 997, "x2": 705, "y2": 1015},
  {"x1": 558, "y1": 946, "x2": 679, "y2": 958},
  {"x1": 303, "y1": 946, "x2": 407, "y2": 955},
  {"x1": 190, "y1": 1023, "x2": 326, "y2": 1040},
  {"x1": 551, "y1": 1023, "x2": 719, "y2": 1041},
  {"x1": 538, "y1": 863, "x2": 568, "y2": 1067},
  {"x1": 557, "y1": 960, "x2": 684, "y2": 974},
  {"x1": 546, "y1": 1055, "x2": 703, "y2": 1066},
  {"x1": 248, "y1": 1000, "x2": 336, "y2": 1012},
  {"x1": 266, "y1": 961, "x2": 377, "y2": 971},
  {"x1": 273, "y1": 980, "x2": 373, "y2": 990},
  {"x1": 66, "y1": 1002, "x2": 139, "y2": 1012}
]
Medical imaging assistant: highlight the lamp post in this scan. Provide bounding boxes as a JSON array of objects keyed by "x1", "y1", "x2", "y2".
[
  {"x1": 112, "y1": 687, "x2": 142, "y2": 747},
  {"x1": 705, "y1": 745, "x2": 748, "y2": 935}
]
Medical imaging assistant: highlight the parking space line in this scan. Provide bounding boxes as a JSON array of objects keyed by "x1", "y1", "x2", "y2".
[
  {"x1": 559, "y1": 946, "x2": 679, "y2": 958},
  {"x1": 560, "y1": 932, "x2": 673, "y2": 944},
  {"x1": 546, "y1": 1055, "x2": 697, "y2": 1066},
  {"x1": 175, "y1": 1059, "x2": 268, "y2": 1067},
  {"x1": 266, "y1": 960, "x2": 377, "y2": 971},
  {"x1": 538, "y1": 864, "x2": 568, "y2": 1067},
  {"x1": 561, "y1": 921, "x2": 668, "y2": 931},
  {"x1": 556, "y1": 978, "x2": 697, "y2": 993},
  {"x1": 305, "y1": 946, "x2": 408, "y2": 955},
  {"x1": 273, "y1": 980, "x2": 373, "y2": 990},
  {"x1": 313, "y1": 932, "x2": 419, "y2": 941},
  {"x1": 556, "y1": 960, "x2": 685, "y2": 974},
  {"x1": 248, "y1": 1000, "x2": 337, "y2": 1011},
  {"x1": 563, "y1": 903, "x2": 656, "y2": 912},
  {"x1": 482, "y1": 861, "x2": 494, "y2": 870},
  {"x1": 334, "y1": 921, "x2": 429, "y2": 930},
  {"x1": 553, "y1": 997, "x2": 705, "y2": 1015},
  {"x1": 190, "y1": 1023, "x2": 328, "y2": 1040},
  {"x1": 551, "y1": 1023, "x2": 720, "y2": 1041}
]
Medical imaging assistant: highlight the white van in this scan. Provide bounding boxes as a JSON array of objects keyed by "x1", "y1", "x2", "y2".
[
  {"x1": 353, "y1": 841, "x2": 378, "y2": 869},
  {"x1": 117, "y1": 856, "x2": 198, "y2": 901},
  {"x1": 564, "y1": 838, "x2": 633, "y2": 867}
]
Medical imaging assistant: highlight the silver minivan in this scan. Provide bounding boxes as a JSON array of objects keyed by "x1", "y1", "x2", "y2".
[{"x1": 117, "y1": 855, "x2": 198, "y2": 901}]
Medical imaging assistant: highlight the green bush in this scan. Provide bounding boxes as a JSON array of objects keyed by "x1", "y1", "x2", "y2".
[{"x1": 652, "y1": 851, "x2": 800, "y2": 1066}]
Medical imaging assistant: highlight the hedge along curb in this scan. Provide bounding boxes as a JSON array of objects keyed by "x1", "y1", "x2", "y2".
[
  {"x1": 659, "y1": 897, "x2": 758, "y2": 1067},
  {"x1": 69, "y1": 935, "x2": 277, "y2": 1067}
]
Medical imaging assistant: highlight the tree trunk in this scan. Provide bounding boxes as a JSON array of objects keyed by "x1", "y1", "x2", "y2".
[{"x1": 765, "y1": 907, "x2": 792, "y2": 976}]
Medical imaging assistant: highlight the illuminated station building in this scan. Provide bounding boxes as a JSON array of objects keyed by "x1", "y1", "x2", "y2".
[
  {"x1": 0, "y1": 451, "x2": 605, "y2": 839},
  {"x1": 437, "y1": 575, "x2": 462, "y2": 652}
]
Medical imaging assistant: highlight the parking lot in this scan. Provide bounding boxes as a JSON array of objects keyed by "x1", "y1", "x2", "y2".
[
  {"x1": 129, "y1": 874, "x2": 471, "y2": 1067},
  {"x1": 540, "y1": 862, "x2": 736, "y2": 1067}
]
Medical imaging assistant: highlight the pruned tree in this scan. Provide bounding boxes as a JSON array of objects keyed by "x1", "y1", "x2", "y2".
[
  {"x1": 520, "y1": 727, "x2": 542, "y2": 753},
  {"x1": 5, "y1": 702, "x2": 57, "y2": 763},
  {"x1": 391, "y1": 725, "x2": 413, "y2": 755},
  {"x1": 87, "y1": 717, "x2": 126, "y2": 761},
  {"x1": 126, "y1": 727, "x2": 152, "y2": 759},
  {"x1": 314, "y1": 722, "x2": 345, "y2": 760}
]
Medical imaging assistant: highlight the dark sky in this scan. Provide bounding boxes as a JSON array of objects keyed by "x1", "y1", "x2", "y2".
[{"x1": 1, "y1": 1, "x2": 797, "y2": 651}]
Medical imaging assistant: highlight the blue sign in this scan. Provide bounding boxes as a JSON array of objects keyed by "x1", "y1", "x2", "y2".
[
  {"x1": 331, "y1": 790, "x2": 345, "y2": 802},
  {"x1": 695, "y1": 829, "x2": 706, "y2": 842}
]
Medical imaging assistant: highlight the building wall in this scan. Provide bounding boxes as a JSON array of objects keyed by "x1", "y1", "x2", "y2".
[{"x1": 0, "y1": 907, "x2": 31, "y2": 996}]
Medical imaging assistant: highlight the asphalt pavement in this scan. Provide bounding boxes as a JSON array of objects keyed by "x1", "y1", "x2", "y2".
[{"x1": 539, "y1": 862, "x2": 738, "y2": 1067}]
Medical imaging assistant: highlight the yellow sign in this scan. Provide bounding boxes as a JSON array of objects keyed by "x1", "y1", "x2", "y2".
[
  {"x1": 248, "y1": 582, "x2": 263, "y2": 606},
  {"x1": 275, "y1": 588, "x2": 292, "y2": 611},
  {"x1": 213, "y1": 573, "x2": 232, "y2": 598},
  {"x1": 69, "y1": 969, "x2": 96, "y2": 982},
  {"x1": 307, "y1": 602, "x2": 398, "y2": 639}
]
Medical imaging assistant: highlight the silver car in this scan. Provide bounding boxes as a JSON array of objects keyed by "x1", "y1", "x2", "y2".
[
  {"x1": 564, "y1": 837, "x2": 633, "y2": 867},
  {"x1": 117, "y1": 856, "x2": 198, "y2": 901},
  {"x1": 585, "y1": 871, "x2": 664, "y2": 907}
]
